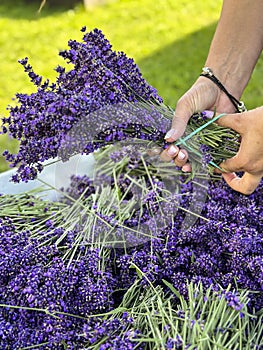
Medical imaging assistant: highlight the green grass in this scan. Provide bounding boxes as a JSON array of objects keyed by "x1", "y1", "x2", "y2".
[{"x1": 0, "y1": 0, "x2": 262, "y2": 172}]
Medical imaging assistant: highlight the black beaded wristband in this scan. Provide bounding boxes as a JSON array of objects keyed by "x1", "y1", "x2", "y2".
[{"x1": 200, "y1": 67, "x2": 247, "y2": 113}]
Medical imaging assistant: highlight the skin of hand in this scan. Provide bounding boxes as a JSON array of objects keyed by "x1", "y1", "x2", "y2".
[
  {"x1": 215, "y1": 107, "x2": 263, "y2": 195},
  {"x1": 162, "y1": 0, "x2": 263, "y2": 192},
  {"x1": 161, "y1": 76, "x2": 236, "y2": 170},
  {"x1": 163, "y1": 106, "x2": 263, "y2": 195}
]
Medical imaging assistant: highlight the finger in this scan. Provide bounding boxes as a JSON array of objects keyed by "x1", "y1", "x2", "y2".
[
  {"x1": 202, "y1": 110, "x2": 215, "y2": 119},
  {"x1": 164, "y1": 115, "x2": 189, "y2": 142},
  {"x1": 147, "y1": 147, "x2": 162, "y2": 156},
  {"x1": 182, "y1": 163, "x2": 192, "y2": 173},
  {"x1": 222, "y1": 172, "x2": 262, "y2": 195},
  {"x1": 173, "y1": 149, "x2": 188, "y2": 167},
  {"x1": 216, "y1": 112, "x2": 245, "y2": 134},
  {"x1": 160, "y1": 145, "x2": 180, "y2": 162},
  {"x1": 218, "y1": 155, "x2": 243, "y2": 173}
]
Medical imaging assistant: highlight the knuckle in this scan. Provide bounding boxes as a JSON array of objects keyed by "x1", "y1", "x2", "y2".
[
  {"x1": 233, "y1": 114, "x2": 244, "y2": 129},
  {"x1": 242, "y1": 161, "x2": 258, "y2": 173},
  {"x1": 242, "y1": 186, "x2": 255, "y2": 196},
  {"x1": 229, "y1": 156, "x2": 250, "y2": 172}
]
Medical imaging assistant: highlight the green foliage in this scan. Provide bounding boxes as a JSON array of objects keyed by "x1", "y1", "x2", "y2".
[{"x1": 0, "y1": 0, "x2": 262, "y2": 172}]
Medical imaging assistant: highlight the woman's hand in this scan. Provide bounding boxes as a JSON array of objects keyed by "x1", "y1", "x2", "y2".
[
  {"x1": 161, "y1": 76, "x2": 237, "y2": 170},
  {"x1": 161, "y1": 76, "x2": 263, "y2": 194},
  {"x1": 215, "y1": 107, "x2": 263, "y2": 195}
]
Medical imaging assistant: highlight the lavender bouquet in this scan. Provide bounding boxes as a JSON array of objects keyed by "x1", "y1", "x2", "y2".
[
  {"x1": 2, "y1": 27, "x2": 239, "y2": 183},
  {"x1": 0, "y1": 27, "x2": 262, "y2": 349}
]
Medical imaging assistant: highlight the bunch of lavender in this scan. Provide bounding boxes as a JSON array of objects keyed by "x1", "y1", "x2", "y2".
[
  {"x1": 75, "y1": 147, "x2": 263, "y2": 310},
  {"x1": 76, "y1": 147, "x2": 263, "y2": 309},
  {"x1": 1, "y1": 25, "x2": 262, "y2": 350},
  {"x1": 1, "y1": 27, "x2": 239, "y2": 183},
  {"x1": 7, "y1": 160, "x2": 262, "y2": 311},
  {"x1": 2, "y1": 134, "x2": 262, "y2": 311},
  {"x1": 0, "y1": 174, "x2": 263, "y2": 348},
  {"x1": 0, "y1": 156, "x2": 172, "y2": 264}
]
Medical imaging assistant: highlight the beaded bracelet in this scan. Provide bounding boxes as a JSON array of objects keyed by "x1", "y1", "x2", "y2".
[{"x1": 200, "y1": 67, "x2": 247, "y2": 113}]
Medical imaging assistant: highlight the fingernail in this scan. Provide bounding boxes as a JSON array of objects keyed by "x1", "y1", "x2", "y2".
[
  {"x1": 165, "y1": 128, "x2": 177, "y2": 140},
  {"x1": 167, "y1": 145, "x2": 178, "y2": 157},
  {"x1": 151, "y1": 147, "x2": 161, "y2": 154},
  {"x1": 202, "y1": 110, "x2": 214, "y2": 119},
  {"x1": 182, "y1": 164, "x2": 191, "y2": 172},
  {"x1": 178, "y1": 151, "x2": 186, "y2": 160}
]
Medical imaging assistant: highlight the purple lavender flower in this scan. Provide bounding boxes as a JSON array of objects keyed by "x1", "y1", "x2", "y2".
[
  {"x1": 65, "y1": 174, "x2": 95, "y2": 200},
  {"x1": 200, "y1": 144, "x2": 213, "y2": 165},
  {"x1": 166, "y1": 335, "x2": 183, "y2": 349},
  {"x1": 1, "y1": 26, "x2": 263, "y2": 349},
  {"x1": 1, "y1": 177, "x2": 263, "y2": 347},
  {"x1": 222, "y1": 291, "x2": 244, "y2": 311}
]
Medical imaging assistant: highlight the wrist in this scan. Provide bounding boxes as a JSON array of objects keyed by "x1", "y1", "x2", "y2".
[
  {"x1": 200, "y1": 67, "x2": 247, "y2": 113},
  {"x1": 204, "y1": 59, "x2": 252, "y2": 100}
]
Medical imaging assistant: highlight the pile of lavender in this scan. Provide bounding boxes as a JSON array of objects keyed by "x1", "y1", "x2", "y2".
[
  {"x1": 0, "y1": 174, "x2": 263, "y2": 349},
  {"x1": 0, "y1": 27, "x2": 262, "y2": 349}
]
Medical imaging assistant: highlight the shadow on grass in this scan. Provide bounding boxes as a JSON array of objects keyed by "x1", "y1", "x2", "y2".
[
  {"x1": 137, "y1": 23, "x2": 217, "y2": 107},
  {"x1": 138, "y1": 21, "x2": 263, "y2": 109},
  {"x1": 0, "y1": 0, "x2": 82, "y2": 20}
]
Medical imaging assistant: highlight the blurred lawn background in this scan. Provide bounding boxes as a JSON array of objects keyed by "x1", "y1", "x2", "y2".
[{"x1": 0, "y1": 0, "x2": 262, "y2": 172}]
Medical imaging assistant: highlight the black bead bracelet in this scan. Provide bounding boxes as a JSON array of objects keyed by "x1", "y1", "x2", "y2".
[{"x1": 200, "y1": 67, "x2": 247, "y2": 113}]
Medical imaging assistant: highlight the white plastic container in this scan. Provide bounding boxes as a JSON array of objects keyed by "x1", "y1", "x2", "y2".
[{"x1": 0, "y1": 154, "x2": 95, "y2": 201}]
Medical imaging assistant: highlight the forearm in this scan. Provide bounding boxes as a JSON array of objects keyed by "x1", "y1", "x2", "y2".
[{"x1": 205, "y1": 0, "x2": 263, "y2": 99}]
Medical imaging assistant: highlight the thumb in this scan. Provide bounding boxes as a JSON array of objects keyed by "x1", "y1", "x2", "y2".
[
  {"x1": 165, "y1": 77, "x2": 220, "y2": 141},
  {"x1": 222, "y1": 172, "x2": 262, "y2": 195},
  {"x1": 165, "y1": 99, "x2": 194, "y2": 142}
]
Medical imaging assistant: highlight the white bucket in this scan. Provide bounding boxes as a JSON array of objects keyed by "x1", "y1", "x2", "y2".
[{"x1": 0, "y1": 154, "x2": 95, "y2": 201}]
